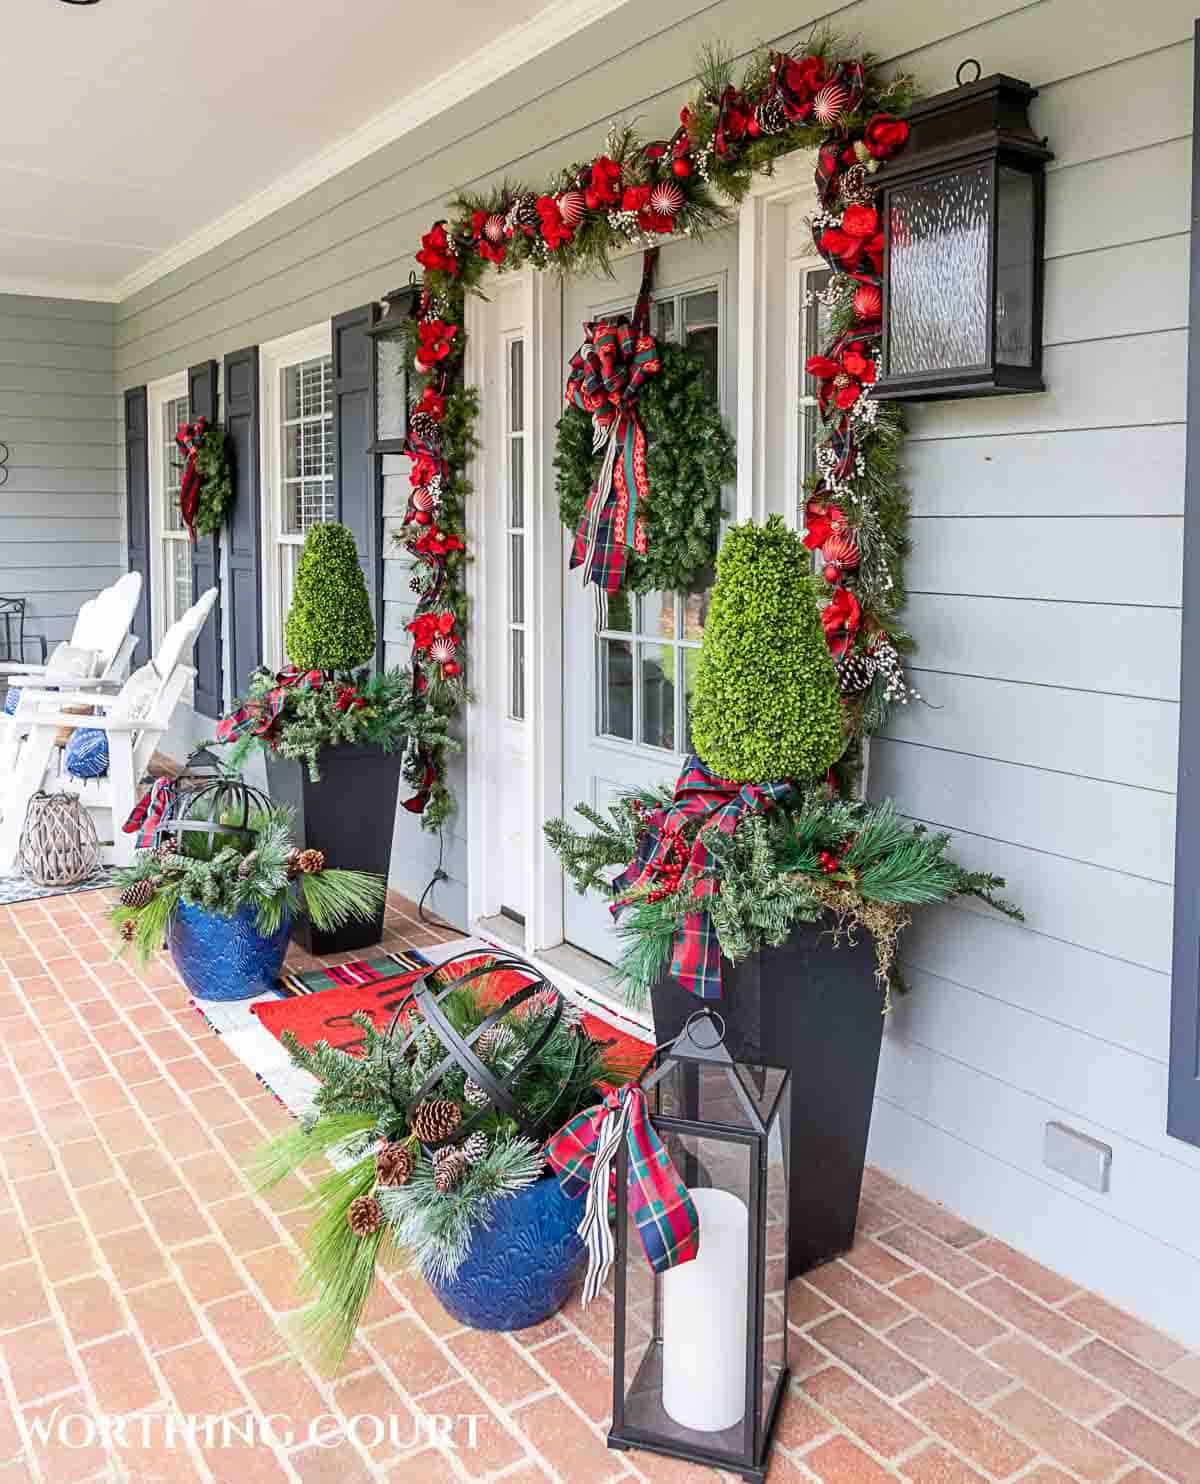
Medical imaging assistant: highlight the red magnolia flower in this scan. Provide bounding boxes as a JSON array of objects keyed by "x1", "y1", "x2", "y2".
[
  {"x1": 621, "y1": 184, "x2": 651, "y2": 213},
  {"x1": 802, "y1": 496, "x2": 846, "y2": 551},
  {"x1": 863, "y1": 114, "x2": 910, "y2": 160},
  {"x1": 822, "y1": 587, "x2": 861, "y2": 659},
  {"x1": 620, "y1": 184, "x2": 674, "y2": 235},
  {"x1": 841, "y1": 203, "x2": 878, "y2": 239},
  {"x1": 412, "y1": 527, "x2": 465, "y2": 558},
  {"x1": 406, "y1": 610, "x2": 457, "y2": 652},
  {"x1": 409, "y1": 452, "x2": 441, "y2": 488},
  {"x1": 588, "y1": 155, "x2": 622, "y2": 208},
  {"x1": 536, "y1": 195, "x2": 574, "y2": 251},
  {"x1": 819, "y1": 219, "x2": 884, "y2": 276},
  {"x1": 415, "y1": 222, "x2": 457, "y2": 276},
  {"x1": 334, "y1": 684, "x2": 366, "y2": 714},
  {"x1": 779, "y1": 53, "x2": 827, "y2": 116},
  {"x1": 806, "y1": 344, "x2": 877, "y2": 413},
  {"x1": 414, "y1": 385, "x2": 445, "y2": 422},
  {"x1": 470, "y1": 209, "x2": 506, "y2": 265},
  {"x1": 415, "y1": 319, "x2": 456, "y2": 371}
]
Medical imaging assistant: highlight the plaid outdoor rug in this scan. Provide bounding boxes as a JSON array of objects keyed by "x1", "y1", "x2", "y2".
[{"x1": 276, "y1": 947, "x2": 432, "y2": 996}]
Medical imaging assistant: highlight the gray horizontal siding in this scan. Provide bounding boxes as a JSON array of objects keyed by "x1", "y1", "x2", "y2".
[
  {"x1": 0, "y1": 295, "x2": 119, "y2": 650},
  {"x1": 102, "y1": 0, "x2": 1200, "y2": 1343}
]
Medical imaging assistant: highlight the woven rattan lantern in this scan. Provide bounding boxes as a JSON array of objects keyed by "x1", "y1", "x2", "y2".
[{"x1": 18, "y1": 791, "x2": 100, "y2": 886}]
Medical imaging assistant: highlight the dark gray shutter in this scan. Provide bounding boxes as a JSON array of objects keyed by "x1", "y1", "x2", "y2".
[
  {"x1": 123, "y1": 386, "x2": 151, "y2": 655},
  {"x1": 187, "y1": 359, "x2": 223, "y2": 716},
  {"x1": 223, "y1": 346, "x2": 263, "y2": 696},
  {"x1": 332, "y1": 306, "x2": 383, "y2": 669},
  {"x1": 1170, "y1": 19, "x2": 1200, "y2": 1146}
]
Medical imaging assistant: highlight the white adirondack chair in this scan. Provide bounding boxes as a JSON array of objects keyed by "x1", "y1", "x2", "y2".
[
  {"x1": 0, "y1": 588, "x2": 218, "y2": 872},
  {"x1": 0, "y1": 573, "x2": 144, "y2": 773}
]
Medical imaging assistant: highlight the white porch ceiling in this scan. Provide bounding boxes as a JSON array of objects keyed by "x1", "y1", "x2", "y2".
[{"x1": 0, "y1": 0, "x2": 623, "y2": 301}]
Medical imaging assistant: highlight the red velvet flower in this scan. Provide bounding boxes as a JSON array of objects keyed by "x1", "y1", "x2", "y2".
[
  {"x1": 863, "y1": 114, "x2": 910, "y2": 160},
  {"x1": 412, "y1": 528, "x2": 465, "y2": 558},
  {"x1": 806, "y1": 343, "x2": 876, "y2": 414},
  {"x1": 334, "y1": 684, "x2": 366, "y2": 713},
  {"x1": 415, "y1": 319, "x2": 456, "y2": 371},
  {"x1": 415, "y1": 222, "x2": 457, "y2": 276},
  {"x1": 621, "y1": 184, "x2": 652, "y2": 213},
  {"x1": 406, "y1": 610, "x2": 457, "y2": 652},
  {"x1": 536, "y1": 195, "x2": 574, "y2": 251},
  {"x1": 409, "y1": 452, "x2": 442, "y2": 489},
  {"x1": 589, "y1": 155, "x2": 622, "y2": 207},
  {"x1": 414, "y1": 385, "x2": 446, "y2": 422},
  {"x1": 779, "y1": 53, "x2": 827, "y2": 116},
  {"x1": 802, "y1": 496, "x2": 845, "y2": 551},
  {"x1": 841, "y1": 204, "x2": 879, "y2": 239},
  {"x1": 821, "y1": 587, "x2": 861, "y2": 659}
]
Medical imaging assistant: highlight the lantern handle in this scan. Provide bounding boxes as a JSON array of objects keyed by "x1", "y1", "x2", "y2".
[
  {"x1": 683, "y1": 1008, "x2": 727, "y2": 1050},
  {"x1": 956, "y1": 58, "x2": 982, "y2": 86}
]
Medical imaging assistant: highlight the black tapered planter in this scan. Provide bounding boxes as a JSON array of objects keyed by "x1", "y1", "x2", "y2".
[
  {"x1": 265, "y1": 743, "x2": 401, "y2": 955},
  {"x1": 651, "y1": 918, "x2": 884, "y2": 1280}
]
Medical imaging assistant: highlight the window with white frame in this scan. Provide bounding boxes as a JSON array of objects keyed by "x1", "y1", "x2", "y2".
[
  {"x1": 798, "y1": 266, "x2": 833, "y2": 520},
  {"x1": 595, "y1": 284, "x2": 721, "y2": 755},
  {"x1": 261, "y1": 330, "x2": 334, "y2": 664},
  {"x1": 506, "y1": 337, "x2": 528, "y2": 721},
  {"x1": 147, "y1": 378, "x2": 192, "y2": 646}
]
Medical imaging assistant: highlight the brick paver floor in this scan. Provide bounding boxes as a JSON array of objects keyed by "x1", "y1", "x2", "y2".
[{"x1": 2, "y1": 888, "x2": 1200, "y2": 1482}]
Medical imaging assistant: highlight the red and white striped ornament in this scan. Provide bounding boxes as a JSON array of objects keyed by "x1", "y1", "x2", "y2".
[
  {"x1": 483, "y1": 214, "x2": 506, "y2": 244},
  {"x1": 648, "y1": 181, "x2": 685, "y2": 219},
  {"x1": 558, "y1": 190, "x2": 586, "y2": 227},
  {"x1": 429, "y1": 635, "x2": 457, "y2": 664},
  {"x1": 412, "y1": 487, "x2": 437, "y2": 513},
  {"x1": 822, "y1": 529, "x2": 861, "y2": 577},
  {"x1": 852, "y1": 283, "x2": 883, "y2": 322},
  {"x1": 812, "y1": 82, "x2": 850, "y2": 127}
]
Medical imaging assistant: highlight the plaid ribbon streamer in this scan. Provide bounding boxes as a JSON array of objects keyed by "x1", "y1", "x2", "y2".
[
  {"x1": 215, "y1": 667, "x2": 324, "y2": 745},
  {"x1": 122, "y1": 777, "x2": 177, "y2": 848},
  {"x1": 566, "y1": 318, "x2": 661, "y2": 595},
  {"x1": 544, "y1": 1084, "x2": 698, "y2": 1304},
  {"x1": 611, "y1": 756, "x2": 796, "y2": 1000},
  {"x1": 174, "y1": 418, "x2": 208, "y2": 542}
]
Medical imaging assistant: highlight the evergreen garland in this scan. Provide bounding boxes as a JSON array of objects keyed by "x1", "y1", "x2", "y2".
[
  {"x1": 191, "y1": 425, "x2": 233, "y2": 536},
  {"x1": 554, "y1": 342, "x2": 735, "y2": 595}
]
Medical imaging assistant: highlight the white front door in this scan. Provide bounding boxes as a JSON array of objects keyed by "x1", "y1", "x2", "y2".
[{"x1": 561, "y1": 229, "x2": 738, "y2": 964}]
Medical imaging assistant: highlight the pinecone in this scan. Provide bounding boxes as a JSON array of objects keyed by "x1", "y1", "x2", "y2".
[
  {"x1": 408, "y1": 410, "x2": 441, "y2": 448},
  {"x1": 119, "y1": 918, "x2": 136, "y2": 942},
  {"x1": 296, "y1": 848, "x2": 325, "y2": 875},
  {"x1": 837, "y1": 652, "x2": 878, "y2": 695},
  {"x1": 504, "y1": 193, "x2": 540, "y2": 236},
  {"x1": 285, "y1": 849, "x2": 303, "y2": 880},
  {"x1": 463, "y1": 1079, "x2": 490, "y2": 1109},
  {"x1": 410, "y1": 1097, "x2": 462, "y2": 1144},
  {"x1": 237, "y1": 850, "x2": 259, "y2": 879},
  {"x1": 347, "y1": 1194, "x2": 383, "y2": 1237},
  {"x1": 839, "y1": 163, "x2": 876, "y2": 207},
  {"x1": 473, "y1": 1024, "x2": 513, "y2": 1061},
  {"x1": 375, "y1": 1141, "x2": 415, "y2": 1188},
  {"x1": 120, "y1": 878, "x2": 155, "y2": 910},
  {"x1": 154, "y1": 835, "x2": 177, "y2": 862},
  {"x1": 754, "y1": 94, "x2": 788, "y2": 136},
  {"x1": 462, "y1": 1131, "x2": 488, "y2": 1165},
  {"x1": 433, "y1": 1147, "x2": 469, "y2": 1193}
]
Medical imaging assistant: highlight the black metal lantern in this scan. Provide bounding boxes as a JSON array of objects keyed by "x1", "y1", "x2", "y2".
[
  {"x1": 149, "y1": 769, "x2": 272, "y2": 855},
  {"x1": 609, "y1": 1012, "x2": 790, "y2": 1483},
  {"x1": 366, "y1": 283, "x2": 418, "y2": 454},
  {"x1": 874, "y1": 64, "x2": 1053, "y2": 401}
]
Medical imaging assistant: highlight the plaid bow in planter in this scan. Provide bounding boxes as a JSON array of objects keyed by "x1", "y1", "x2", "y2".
[
  {"x1": 545, "y1": 1083, "x2": 699, "y2": 1304},
  {"x1": 611, "y1": 755, "x2": 796, "y2": 1001},
  {"x1": 214, "y1": 666, "x2": 326, "y2": 746}
]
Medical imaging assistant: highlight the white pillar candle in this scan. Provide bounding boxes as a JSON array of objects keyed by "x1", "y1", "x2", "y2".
[{"x1": 661, "y1": 1186, "x2": 749, "y2": 1433}]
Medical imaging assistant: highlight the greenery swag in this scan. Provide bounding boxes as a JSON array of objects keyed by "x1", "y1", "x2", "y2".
[
  {"x1": 554, "y1": 341, "x2": 735, "y2": 594},
  {"x1": 110, "y1": 806, "x2": 386, "y2": 962},
  {"x1": 252, "y1": 960, "x2": 631, "y2": 1370},
  {"x1": 397, "y1": 29, "x2": 921, "y2": 827}
]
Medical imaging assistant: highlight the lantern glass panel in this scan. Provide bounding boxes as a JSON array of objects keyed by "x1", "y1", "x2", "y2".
[
  {"x1": 887, "y1": 163, "x2": 991, "y2": 376},
  {"x1": 995, "y1": 167, "x2": 1035, "y2": 367},
  {"x1": 375, "y1": 331, "x2": 408, "y2": 445},
  {"x1": 762, "y1": 1086, "x2": 790, "y2": 1430},
  {"x1": 620, "y1": 1126, "x2": 755, "y2": 1463},
  {"x1": 656, "y1": 1055, "x2": 785, "y2": 1131}
]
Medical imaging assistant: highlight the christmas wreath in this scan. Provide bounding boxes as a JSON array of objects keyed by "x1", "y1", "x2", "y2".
[
  {"x1": 175, "y1": 418, "x2": 233, "y2": 538},
  {"x1": 555, "y1": 341, "x2": 735, "y2": 595}
]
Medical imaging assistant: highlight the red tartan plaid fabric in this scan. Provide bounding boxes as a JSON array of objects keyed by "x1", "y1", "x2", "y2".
[
  {"x1": 215, "y1": 666, "x2": 325, "y2": 746},
  {"x1": 122, "y1": 778, "x2": 178, "y2": 848},
  {"x1": 544, "y1": 1084, "x2": 698, "y2": 1292},
  {"x1": 174, "y1": 418, "x2": 207, "y2": 541},
  {"x1": 611, "y1": 756, "x2": 796, "y2": 999}
]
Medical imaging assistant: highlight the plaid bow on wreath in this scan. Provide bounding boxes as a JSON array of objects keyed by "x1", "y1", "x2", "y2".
[
  {"x1": 565, "y1": 317, "x2": 661, "y2": 595},
  {"x1": 174, "y1": 417, "x2": 208, "y2": 542},
  {"x1": 544, "y1": 1083, "x2": 699, "y2": 1304},
  {"x1": 612, "y1": 756, "x2": 796, "y2": 1000}
]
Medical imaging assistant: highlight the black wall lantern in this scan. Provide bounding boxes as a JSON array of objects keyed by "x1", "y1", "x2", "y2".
[
  {"x1": 366, "y1": 284, "x2": 417, "y2": 454},
  {"x1": 873, "y1": 64, "x2": 1053, "y2": 402},
  {"x1": 608, "y1": 1013, "x2": 790, "y2": 1483}
]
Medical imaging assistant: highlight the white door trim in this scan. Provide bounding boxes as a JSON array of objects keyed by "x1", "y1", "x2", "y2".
[{"x1": 465, "y1": 271, "x2": 564, "y2": 953}]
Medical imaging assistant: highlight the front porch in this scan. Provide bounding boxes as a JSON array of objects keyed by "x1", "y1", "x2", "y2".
[{"x1": 2, "y1": 889, "x2": 1198, "y2": 1484}]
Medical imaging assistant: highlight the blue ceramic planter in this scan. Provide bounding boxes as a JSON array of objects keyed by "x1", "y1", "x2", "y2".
[
  {"x1": 430, "y1": 1173, "x2": 586, "y2": 1331},
  {"x1": 168, "y1": 901, "x2": 292, "y2": 1002}
]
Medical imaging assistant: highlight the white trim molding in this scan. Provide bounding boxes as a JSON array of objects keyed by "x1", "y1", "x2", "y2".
[{"x1": 113, "y1": 0, "x2": 633, "y2": 303}]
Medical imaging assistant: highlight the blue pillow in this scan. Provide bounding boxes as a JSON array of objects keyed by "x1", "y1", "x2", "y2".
[
  {"x1": 3, "y1": 687, "x2": 19, "y2": 716},
  {"x1": 64, "y1": 727, "x2": 108, "y2": 779}
]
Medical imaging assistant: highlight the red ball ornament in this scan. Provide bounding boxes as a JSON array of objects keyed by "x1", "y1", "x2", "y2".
[
  {"x1": 852, "y1": 283, "x2": 883, "y2": 321},
  {"x1": 413, "y1": 509, "x2": 432, "y2": 526},
  {"x1": 443, "y1": 661, "x2": 461, "y2": 679},
  {"x1": 584, "y1": 188, "x2": 600, "y2": 210},
  {"x1": 671, "y1": 157, "x2": 691, "y2": 179},
  {"x1": 823, "y1": 563, "x2": 839, "y2": 583},
  {"x1": 558, "y1": 190, "x2": 586, "y2": 227},
  {"x1": 747, "y1": 117, "x2": 761, "y2": 137}
]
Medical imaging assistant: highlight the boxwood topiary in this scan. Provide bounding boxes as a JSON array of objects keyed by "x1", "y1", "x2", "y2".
[
  {"x1": 690, "y1": 516, "x2": 845, "y2": 782},
  {"x1": 284, "y1": 522, "x2": 376, "y2": 673}
]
